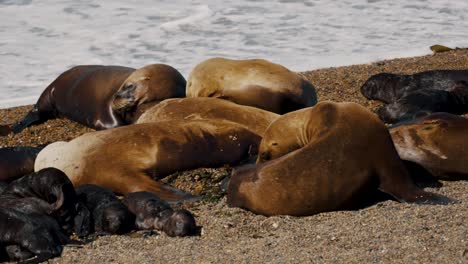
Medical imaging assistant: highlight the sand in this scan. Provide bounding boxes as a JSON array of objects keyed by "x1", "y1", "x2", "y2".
[{"x1": 0, "y1": 49, "x2": 467, "y2": 263}]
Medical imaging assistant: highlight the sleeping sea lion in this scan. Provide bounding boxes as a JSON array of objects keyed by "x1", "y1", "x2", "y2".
[
  {"x1": 186, "y1": 57, "x2": 317, "y2": 114},
  {"x1": 123, "y1": 192, "x2": 196, "y2": 237},
  {"x1": 376, "y1": 82, "x2": 468, "y2": 123},
  {"x1": 10, "y1": 64, "x2": 186, "y2": 133},
  {"x1": 0, "y1": 146, "x2": 43, "y2": 182},
  {"x1": 389, "y1": 113, "x2": 468, "y2": 180},
  {"x1": 360, "y1": 70, "x2": 468, "y2": 104},
  {"x1": 136, "y1": 97, "x2": 280, "y2": 136},
  {"x1": 228, "y1": 102, "x2": 452, "y2": 216},
  {"x1": 75, "y1": 184, "x2": 134, "y2": 235},
  {"x1": 34, "y1": 119, "x2": 261, "y2": 202}
]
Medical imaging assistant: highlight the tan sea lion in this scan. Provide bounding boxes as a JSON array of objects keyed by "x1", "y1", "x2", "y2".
[
  {"x1": 389, "y1": 113, "x2": 468, "y2": 180},
  {"x1": 227, "y1": 102, "x2": 451, "y2": 216},
  {"x1": 136, "y1": 97, "x2": 280, "y2": 137},
  {"x1": 10, "y1": 64, "x2": 186, "y2": 133},
  {"x1": 186, "y1": 57, "x2": 317, "y2": 114},
  {"x1": 34, "y1": 119, "x2": 261, "y2": 202}
]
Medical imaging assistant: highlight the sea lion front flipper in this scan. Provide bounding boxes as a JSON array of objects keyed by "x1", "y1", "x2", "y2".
[
  {"x1": 12, "y1": 106, "x2": 45, "y2": 134},
  {"x1": 0, "y1": 124, "x2": 12, "y2": 136}
]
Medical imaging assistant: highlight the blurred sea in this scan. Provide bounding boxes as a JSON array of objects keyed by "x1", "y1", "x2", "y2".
[{"x1": 0, "y1": 0, "x2": 467, "y2": 107}]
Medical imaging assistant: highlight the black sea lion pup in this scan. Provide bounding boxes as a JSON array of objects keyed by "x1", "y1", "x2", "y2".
[
  {"x1": 35, "y1": 119, "x2": 261, "y2": 202},
  {"x1": 11, "y1": 64, "x2": 186, "y2": 133},
  {"x1": 2, "y1": 168, "x2": 78, "y2": 233},
  {"x1": 390, "y1": 113, "x2": 468, "y2": 180},
  {"x1": 0, "y1": 207, "x2": 69, "y2": 263},
  {"x1": 376, "y1": 81, "x2": 468, "y2": 123},
  {"x1": 360, "y1": 70, "x2": 468, "y2": 103},
  {"x1": 76, "y1": 184, "x2": 134, "y2": 235},
  {"x1": 228, "y1": 102, "x2": 453, "y2": 216},
  {"x1": 123, "y1": 192, "x2": 196, "y2": 237},
  {"x1": 0, "y1": 146, "x2": 43, "y2": 182},
  {"x1": 186, "y1": 57, "x2": 317, "y2": 114}
]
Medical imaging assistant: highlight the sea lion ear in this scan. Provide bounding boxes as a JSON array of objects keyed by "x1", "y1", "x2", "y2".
[{"x1": 52, "y1": 185, "x2": 65, "y2": 210}]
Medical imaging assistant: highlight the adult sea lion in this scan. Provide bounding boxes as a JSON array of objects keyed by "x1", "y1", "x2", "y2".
[
  {"x1": 186, "y1": 57, "x2": 317, "y2": 114},
  {"x1": 75, "y1": 184, "x2": 134, "y2": 235},
  {"x1": 136, "y1": 97, "x2": 280, "y2": 136},
  {"x1": 123, "y1": 192, "x2": 196, "y2": 237},
  {"x1": 376, "y1": 82, "x2": 468, "y2": 123},
  {"x1": 389, "y1": 113, "x2": 468, "y2": 180},
  {"x1": 34, "y1": 119, "x2": 261, "y2": 202},
  {"x1": 10, "y1": 64, "x2": 186, "y2": 133},
  {"x1": 228, "y1": 102, "x2": 451, "y2": 216},
  {"x1": 360, "y1": 70, "x2": 468, "y2": 104},
  {"x1": 0, "y1": 146, "x2": 43, "y2": 182}
]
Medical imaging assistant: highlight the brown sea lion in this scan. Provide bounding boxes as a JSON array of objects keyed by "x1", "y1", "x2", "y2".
[
  {"x1": 360, "y1": 70, "x2": 468, "y2": 104},
  {"x1": 389, "y1": 113, "x2": 468, "y2": 180},
  {"x1": 228, "y1": 102, "x2": 451, "y2": 216},
  {"x1": 34, "y1": 119, "x2": 261, "y2": 202},
  {"x1": 75, "y1": 184, "x2": 134, "y2": 235},
  {"x1": 123, "y1": 192, "x2": 196, "y2": 237},
  {"x1": 186, "y1": 57, "x2": 317, "y2": 114},
  {"x1": 10, "y1": 64, "x2": 186, "y2": 133},
  {"x1": 0, "y1": 146, "x2": 43, "y2": 182},
  {"x1": 376, "y1": 81, "x2": 468, "y2": 123},
  {"x1": 136, "y1": 97, "x2": 280, "y2": 137}
]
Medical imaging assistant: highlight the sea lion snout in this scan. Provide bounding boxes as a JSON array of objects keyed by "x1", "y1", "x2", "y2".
[{"x1": 112, "y1": 83, "x2": 137, "y2": 110}]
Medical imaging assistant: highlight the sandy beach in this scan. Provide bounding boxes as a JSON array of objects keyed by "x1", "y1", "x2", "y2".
[{"x1": 0, "y1": 50, "x2": 467, "y2": 263}]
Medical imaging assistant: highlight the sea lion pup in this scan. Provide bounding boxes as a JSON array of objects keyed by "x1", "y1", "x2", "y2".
[
  {"x1": 360, "y1": 70, "x2": 468, "y2": 104},
  {"x1": 75, "y1": 184, "x2": 134, "y2": 235},
  {"x1": 389, "y1": 113, "x2": 468, "y2": 180},
  {"x1": 2, "y1": 168, "x2": 78, "y2": 233},
  {"x1": 0, "y1": 207, "x2": 69, "y2": 263},
  {"x1": 376, "y1": 81, "x2": 468, "y2": 123},
  {"x1": 11, "y1": 64, "x2": 186, "y2": 133},
  {"x1": 123, "y1": 192, "x2": 196, "y2": 237},
  {"x1": 136, "y1": 97, "x2": 280, "y2": 136},
  {"x1": 186, "y1": 57, "x2": 317, "y2": 114},
  {"x1": 0, "y1": 146, "x2": 43, "y2": 182},
  {"x1": 227, "y1": 102, "x2": 451, "y2": 216},
  {"x1": 34, "y1": 119, "x2": 261, "y2": 202}
]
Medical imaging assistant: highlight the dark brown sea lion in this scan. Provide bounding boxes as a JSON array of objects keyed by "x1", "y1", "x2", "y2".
[
  {"x1": 186, "y1": 57, "x2": 317, "y2": 114},
  {"x1": 35, "y1": 119, "x2": 260, "y2": 202},
  {"x1": 75, "y1": 184, "x2": 134, "y2": 235},
  {"x1": 389, "y1": 113, "x2": 468, "y2": 180},
  {"x1": 123, "y1": 192, "x2": 196, "y2": 237},
  {"x1": 0, "y1": 146, "x2": 43, "y2": 182},
  {"x1": 136, "y1": 97, "x2": 280, "y2": 137},
  {"x1": 228, "y1": 102, "x2": 452, "y2": 216},
  {"x1": 10, "y1": 64, "x2": 186, "y2": 133},
  {"x1": 376, "y1": 82, "x2": 468, "y2": 123},
  {"x1": 360, "y1": 70, "x2": 468, "y2": 104},
  {"x1": 2, "y1": 168, "x2": 78, "y2": 233},
  {"x1": 0, "y1": 207, "x2": 69, "y2": 263}
]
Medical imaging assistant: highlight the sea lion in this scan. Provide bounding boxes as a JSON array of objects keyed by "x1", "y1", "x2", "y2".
[
  {"x1": 0, "y1": 207, "x2": 69, "y2": 263},
  {"x1": 360, "y1": 70, "x2": 468, "y2": 104},
  {"x1": 10, "y1": 64, "x2": 186, "y2": 133},
  {"x1": 136, "y1": 97, "x2": 280, "y2": 136},
  {"x1": 228, "y1": 102, "x2": 451, "y2": 216},
  {"x1": 2, "y1": 168, "x2": 78, "y2": 233},
  {"x1": 376, "y1": 82, "x2": 468, "y2": 123},
  {"x1": 123, "y1": 192, "x2": 196, "y2": 237},
  {"x1": 34, "y1": 119, "x2": 260, "y2": 202},
  {"x1": 389, "y1": 113, "x2": 468, "y2": 180},
  {"x1": 0, "y1": 146, "x2": 43, "y2": 182},
  {"x1": 186, "y1": 57, "x2": 317, "y2": 114},
  {"x1": 75, "y1": 184, "x2": 134, "y2": 235}
]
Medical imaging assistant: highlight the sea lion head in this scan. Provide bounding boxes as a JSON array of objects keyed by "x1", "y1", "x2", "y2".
[
  {"x1": 112, "y1": 64, "x2": 186, "y2": 119},
  {"x1": 101, "y1": 205, "x2": 134, "y2": 235},
  {"x1": 160, "y1": 209, "x2": 197, "y2": 237},
  {"x1": 360, "y1": 73, "x2": 402, "y2": 103}
]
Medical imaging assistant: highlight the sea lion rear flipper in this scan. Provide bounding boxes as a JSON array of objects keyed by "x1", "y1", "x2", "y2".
[
  {"x1": 12, "y1": 106, "x2": 45, "y2": 134},
  {"x1": 130, "y1": 176, "x2": 200, "y2": 204},
  {"x1": 377, "y1": 183, "x2": 456, "y2": 205}
]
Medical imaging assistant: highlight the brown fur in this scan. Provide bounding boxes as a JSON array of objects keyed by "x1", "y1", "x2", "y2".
[
  {"x1": 35, "y1": 120, "x2": 261, "y2": 202},
  {"x1": 136, "y1": 97, "x2": 280, "y2": 137},
  {"x1": 228, "y1": 102, "x2": 450, "y2": 216},
  {"x1": 390, "y1": 113, "x2": 468, "y2": 180},
  {"x1": 186, "y1": 57, "x2": 317, "y2": 114}
]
